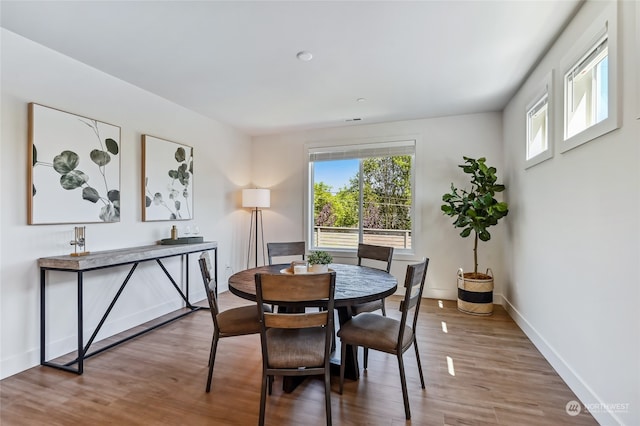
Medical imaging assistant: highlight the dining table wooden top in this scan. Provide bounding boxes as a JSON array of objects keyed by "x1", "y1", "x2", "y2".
[{"x1": 227, "y1": 263, "x2": 397, "y2": 308}]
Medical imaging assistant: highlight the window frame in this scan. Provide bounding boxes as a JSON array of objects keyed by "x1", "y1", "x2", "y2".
[
  {"x1": 306, "y1": 139, "x2": 416, "y2": 255},
  {"x1": 525, "y1": 71, "x2": 554, "y2": 169},
  {"x1": 636, "y1": 1, "x2": 640, "y2": 120},
  {"x1": 560, "y1": 2, "x2": 619, "y2": 153}
]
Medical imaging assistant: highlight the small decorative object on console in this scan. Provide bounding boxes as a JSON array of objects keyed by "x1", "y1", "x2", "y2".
[{"x1": 70, "y1": 226, "x2": 89, "y2": 256}]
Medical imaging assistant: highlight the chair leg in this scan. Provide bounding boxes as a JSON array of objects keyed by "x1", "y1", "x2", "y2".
[
  {"x1": 268, "y1": 375, "x2": 273, "y2": 395},
  {"x1": 413, "y1": 340, "x2": 426, "y2": 389},
  {"x1": 339, "y1": 341, "x2": 347, "y2": 394},
  {"x1": 205, "y1": 332, "x2": 219, "y2": 392},
  {"x1": 324, "y1": 369, "x2": 332, "y2": 426},
  {"x1": 208, "y1": 338, "x2": 214, "y2": 367},
  {"x1": 397, "y1": 353, "x2": 411, "y2": 420},
  {"x1": 259, "y1": 373, "x2": 268, "y2": 426},
  {"x1": 381, "y1": 299, "x2": 386, "y2": 316},
  {"x1": 364, "y1": 347, "x2": 369, "y2": 369}
]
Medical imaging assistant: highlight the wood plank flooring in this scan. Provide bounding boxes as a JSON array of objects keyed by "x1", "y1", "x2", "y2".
[{"x1": 0, "y1": 294, "x2": 598, "y2": 425}]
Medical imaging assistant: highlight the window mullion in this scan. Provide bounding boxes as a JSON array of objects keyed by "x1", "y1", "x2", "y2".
[{"x1": 358, "y1": 159, "x2": 364, "y2": 244}]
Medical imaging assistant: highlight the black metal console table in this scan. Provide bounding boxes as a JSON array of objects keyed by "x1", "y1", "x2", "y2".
[{"x1": 38, "y1": 242, "x2": 217, "y2": 374}]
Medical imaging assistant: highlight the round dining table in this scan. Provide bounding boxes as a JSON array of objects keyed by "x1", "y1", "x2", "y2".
[{"x1": 228, "y1": 263, "x2": 398, "y2": 386}]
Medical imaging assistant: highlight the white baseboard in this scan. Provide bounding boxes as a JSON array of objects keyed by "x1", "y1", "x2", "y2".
[
  {"x1": 423, "y1": 287, "x2": 457, "y2": 300},
  {"x1": 0, "y1": 295, "x2": 206, "y2": 380},
  {"x1": 501, "y1": 295, "x2": 622, "y2": 426}
]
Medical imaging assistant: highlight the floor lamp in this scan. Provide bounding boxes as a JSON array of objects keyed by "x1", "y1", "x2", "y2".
[{"x1": 242, "y1": 188, "x2": 270, "y2": 269}]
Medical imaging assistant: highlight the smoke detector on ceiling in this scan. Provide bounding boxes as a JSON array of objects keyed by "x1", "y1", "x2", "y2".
[{"x1": 296, "y1": 51, "x2": 313, "y2": 61}]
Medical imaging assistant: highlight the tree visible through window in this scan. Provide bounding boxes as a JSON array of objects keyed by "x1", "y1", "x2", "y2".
[{"x1": 309, "y1": 142, "x2": 414, "y2": 251}]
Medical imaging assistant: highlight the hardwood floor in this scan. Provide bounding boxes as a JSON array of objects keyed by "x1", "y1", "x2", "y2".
[{"x1": 0, "y1": 293, "x2": 597, "y2": 425}]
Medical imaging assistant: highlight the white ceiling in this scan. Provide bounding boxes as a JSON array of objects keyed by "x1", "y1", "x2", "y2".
[{"x1": 1, "y1": 0, "x2": 582, "y2": 136}]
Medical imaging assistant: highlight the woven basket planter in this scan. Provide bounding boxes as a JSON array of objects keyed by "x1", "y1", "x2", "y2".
[{"x1": 457, "y1": 268, "x2": 494, "y2": 316}]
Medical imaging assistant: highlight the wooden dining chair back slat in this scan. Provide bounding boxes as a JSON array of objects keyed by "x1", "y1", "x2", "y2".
[
  {"x1": 199, "y1": 252, "x2": 219, "y2": 316},
  {"x1": 352, "y1": 243, "x2": 394, "y2": 316},
  {"x1": 338, "y1": 258, "x2": 429, "y2": 420},
  {"x1": 357, "y1": 243, "x2": 394, "y2": 272},
  {"x1": 267, "y1": 241, "x2": 306, "y2": 265},
  {"x1": 198, "y1": 252, "x2": 266, "y2": 393},
  {"x1": 255, "y1": 272, "x2": 336, "y2": 426}
]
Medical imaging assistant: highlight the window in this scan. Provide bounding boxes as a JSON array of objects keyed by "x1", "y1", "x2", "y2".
[
  {"x1": 560, "y1": 2, "x2": 618, "y2": 153},
  {"x1": 527, "y1": 94, "x2": 549, "y2": 160},
  {"x1": 308, "y1": 140, "x2": 415, "y2": 252},
  {"x1": 525, "y1": 71, "x2": 553, "y2": 169},
  {"x1": 565, "y1": 36, "x2": 608, "y2": 140}
]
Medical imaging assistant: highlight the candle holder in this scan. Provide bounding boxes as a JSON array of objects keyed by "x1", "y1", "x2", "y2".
[{"x1": 70, "y1": 226, "x2": 89, "y2": 256}]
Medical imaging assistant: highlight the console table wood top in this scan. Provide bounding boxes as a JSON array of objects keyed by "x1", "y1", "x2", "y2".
[{"x1": 38, "y1": 241, "x2": 218, "y2": 271}]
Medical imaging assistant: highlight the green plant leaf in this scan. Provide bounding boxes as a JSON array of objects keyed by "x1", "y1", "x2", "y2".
[
  {"x1": 82, "y1": 187, "x2": 100, "y2": 203},
  {"x1": 175, "y1": 200, "x2": 181, "y2": 210},
  {"x1": 145, "y1": 195, "x2": 152, "y2": 207},
  {"x1": 153, "y1": 193, "x2": 163, "y2": 205},
  {"x1": 53, "y1": 151, "x2": 79, "y2": 174},
  {"x1": 308, "y1": 250, "x2": 333, "y2": 265},
  {"x1": 90, "y1": 149, "x2": 111, "y2": 166},
  {"x1": 60, "y1": 170, "x2": 88, "y2": 189},
  {"x1": 105, "y1": 138, "x2": 119, "y2": 155},
  {"x1": 168, "y1": 170, "x2": 178, "y2": 179}
]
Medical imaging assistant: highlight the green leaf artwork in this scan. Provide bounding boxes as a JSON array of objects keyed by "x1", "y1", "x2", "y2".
[
  {"x1": 143, "y1": 135, "x2": 193, "y2": 221},
  {"x1": 30, "y1": 106, "x2": 121, "y2": 223}
]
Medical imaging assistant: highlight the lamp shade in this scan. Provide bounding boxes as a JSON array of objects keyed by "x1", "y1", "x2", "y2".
[{"x1": 242, "y1": 188, "x2": 270, "y2": 208}]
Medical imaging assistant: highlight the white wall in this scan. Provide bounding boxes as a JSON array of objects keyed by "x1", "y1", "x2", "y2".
[
  {"x1": 0, "y1": 29, "x2": 253, "y2": 379},
  {"x1": 251, "y1": 112, "x2": 505, "y2": 300},
  {"x1": 502, "y1": 1, "x2": 639, "y2": 425}
]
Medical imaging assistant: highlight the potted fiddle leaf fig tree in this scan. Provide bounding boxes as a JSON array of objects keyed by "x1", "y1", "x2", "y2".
[{"x1": 441, "y1": 156, "x2": 509, "y2": 315}]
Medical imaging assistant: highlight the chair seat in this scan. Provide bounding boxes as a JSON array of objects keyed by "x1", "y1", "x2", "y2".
[
  {"x1": 338, "y1": 313, "x2": 413, "y2": 354},
  {"x1": 217, "y1": 305, "x2": 269, "y2": 336},
  {"x1": 266, "y1": 327, "x2": 326, "y2": 369},
  {"x1": 351, "y1": 299, "x2": 384, "y2": 315}
]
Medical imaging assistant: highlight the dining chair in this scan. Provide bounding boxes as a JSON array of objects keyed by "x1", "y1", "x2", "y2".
[
  {"x1": 351, "y1": 243, "x2": 394, "y2": 316},
  {"x1": 266, "y1": 241, "x2": 306, "y2": 265},
  {"x1": 338, "y1": 258, "x2": 429, "y2": 420},
  {"x1": 255, "y1": 271, "x2": 336, "y2": 426},
  {"x1": 198, "y1": 252, "x2": 269, "y2": 392}
]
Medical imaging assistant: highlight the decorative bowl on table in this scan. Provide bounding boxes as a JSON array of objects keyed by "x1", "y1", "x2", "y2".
[{"x1": 280, "y1": 260, "x2": 333, "y2": 275}]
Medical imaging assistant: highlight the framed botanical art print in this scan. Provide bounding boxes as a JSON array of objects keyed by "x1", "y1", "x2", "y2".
[
  {"x1": 142, "y1": 135, "x2": 194, "y2": 221},
  {"x1": 28, "y1": 103, "x2": 121, "y2": 224}
]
